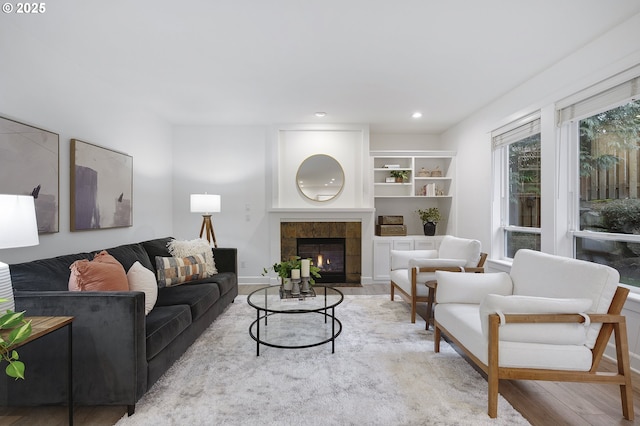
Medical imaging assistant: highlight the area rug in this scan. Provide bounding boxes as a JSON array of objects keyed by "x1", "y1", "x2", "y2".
[{"x1": 115, "y1": 295, "x2": 530, "y2": 426}]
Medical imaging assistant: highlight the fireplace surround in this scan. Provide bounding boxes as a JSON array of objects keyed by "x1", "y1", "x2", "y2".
[{"x1": 281, "y1": 222, "x2": 360, "y2": 283}]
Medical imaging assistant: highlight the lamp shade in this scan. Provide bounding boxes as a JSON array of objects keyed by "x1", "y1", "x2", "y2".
[
  {"x1": 0, "y1": 194, "x2": 39, "y2": 249},
  {"x1": 190, "y1": 194, "x2": 221, "y2": 214}
]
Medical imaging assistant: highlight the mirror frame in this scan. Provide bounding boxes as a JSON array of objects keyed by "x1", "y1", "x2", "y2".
[{"x1": 296, "y1": 154, "x2": 345, "y2": 202}]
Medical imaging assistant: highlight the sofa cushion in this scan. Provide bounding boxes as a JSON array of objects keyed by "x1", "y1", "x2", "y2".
[
  {"x1": 96, "y1": 242, "x2": 154, "y2": 273},
  {"x1": 141, "y1": 237, "x2": 173, "y2": 261},
  {"x1": 156, "y1": 254, "x2": 208, "y2": 288},
  {"x1": 479, "y1": 294, "x2": 592, "y2": 345},
  {"x1": 168, "y1": 238, "x2": 217, "y2": 275},
  {"x1": 69, "y1": 251, "x2": 129, "y2": 292},
  {"x1": 435, "y1": 271, "x2": 513, "y2": 304},
  {"x1": 127, "y1": 261, "x2": 158, "y2": 315},
  {"x1": 10, "y1": 252, "x2": 92, "y2": 291},
  {"x1": 437, "y1": 235, "x2": 482, "y2": 267},
  {"x1": 145, "y1": 304, "x2": 192, "y2": 360},
  {"x1": 185, "y1": 272, "x2": 237, "y2": 298},
  {"x1": 156, "y1": 282, "x2": 220, "y2": 322},
  {"x1": 390, "y1": 250, "x2": 437, "y2": 270},
  {"x1": 510, "y1": 249, "x2": 620, "y2": 348}
]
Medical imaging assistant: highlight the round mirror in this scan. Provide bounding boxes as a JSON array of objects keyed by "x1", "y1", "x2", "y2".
[{"x1": 296, "y1": 154, "x2": 345, "y2": 202}]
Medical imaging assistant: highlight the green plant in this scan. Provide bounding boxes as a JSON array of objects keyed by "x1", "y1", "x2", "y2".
[
  {"x1": 262, "y1": 257, "x2": 322, "y2": 284},
  {"x1": 0, "y1": 306, "x2": 32, "y2": 380},
  {"x1": 601, "y1": 199, "x2": 640, "y2": 234},
  {"x1": 389, "y1": 170, "x2": 409, "y2": 181},
  {"x1": 417, "y1": 207, "x2": 441, "y2": 224}
]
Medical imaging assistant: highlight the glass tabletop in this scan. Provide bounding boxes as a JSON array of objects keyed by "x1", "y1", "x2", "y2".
[{"x1": 247, "y1": 285, "x2": 343, "y2": 313}]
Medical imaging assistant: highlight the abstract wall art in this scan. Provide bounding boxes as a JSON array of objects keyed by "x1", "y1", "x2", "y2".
[
  {"x1": 0, "y1": 116, "x2": 59, "y2": 233},
  {"x1": 71, "y1": 139, "x2": 133, "y2": 231}
]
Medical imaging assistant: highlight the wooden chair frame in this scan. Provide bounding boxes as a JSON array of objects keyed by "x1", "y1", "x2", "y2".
[
  {"x1": 434, "y1": 286, "x2": 634, "y2": 420},
  {"x1": 391, "y1": 252, "x2": 487, "y2": 323}
]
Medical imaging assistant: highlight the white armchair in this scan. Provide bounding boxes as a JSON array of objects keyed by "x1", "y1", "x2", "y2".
[
  {"x1": 390, "y1": 235, "x2": 485, "y2": 323},
  {"x1": 433, "y1": 249, "x2": 633, "y2": 420}
]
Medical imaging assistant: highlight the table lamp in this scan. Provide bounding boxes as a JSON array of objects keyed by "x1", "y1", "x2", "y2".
[
  {"x1": 0, "y1": 194, "x2": 39, "y2": 312},
  {"x1": 190, "y1": 193, "x2": 221, "y2": 247}
]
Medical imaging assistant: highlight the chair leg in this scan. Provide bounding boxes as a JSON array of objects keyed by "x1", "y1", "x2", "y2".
[
  {"x1": 390, "y1": 282, "x2": 394, "y2": 301},
  {"x1": 488, "y1": 315, "x2": 500, "y2": 418},
  {"x1": 411, "y1": 301, "x2": 416, "y2": 323},
  {"x1": 614, "y1": 320, "x2": 635, "y2": 420},
  {"x1": 434, "y1": 325, "x2": 441, "y2": 353}
]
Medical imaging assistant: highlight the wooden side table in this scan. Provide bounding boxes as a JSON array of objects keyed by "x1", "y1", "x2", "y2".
[
  {"x1": 1, "y1": 316, "x2": 74, "y2": 425},
  {"x1": 425, "y1": 280, "x2": 437, "y2": 330}
]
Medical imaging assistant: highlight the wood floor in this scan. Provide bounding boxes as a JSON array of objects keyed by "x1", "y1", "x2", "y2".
[{"x1": 1, "y1": 283, "x2": 638, "y2": 425}]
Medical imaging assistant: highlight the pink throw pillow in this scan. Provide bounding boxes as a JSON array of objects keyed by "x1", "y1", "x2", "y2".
[{"x1": 69, "y1": 250, "x2": 129, "y2": 291}]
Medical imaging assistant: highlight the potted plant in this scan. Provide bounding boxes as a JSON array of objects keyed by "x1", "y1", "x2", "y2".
[
  {"x1": 0, "y1": 303, "x2": 32, "y2": 380},
  {"x1": 389, "y1": 170, "x2": 410, "y2": 183},
  {"x1": 417, "y1": 207, "x2": 441, "y2": 236}
]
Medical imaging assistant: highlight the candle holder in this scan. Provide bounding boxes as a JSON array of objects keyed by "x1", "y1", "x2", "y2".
[
  {"x1": 301, "y1": 277, "x2": 311, "y2": 293},
  {"x1": 291, "y1": 278, "x2": 301, "y2": 296}
]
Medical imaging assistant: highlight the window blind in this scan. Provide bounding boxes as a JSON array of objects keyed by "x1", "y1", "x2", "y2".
[
  {"x1": 557, "y1": 74, "x2": 640, "y2": 125},
  {"x1": 491, "y1": 112, "x2": 541, "y2": 150}
]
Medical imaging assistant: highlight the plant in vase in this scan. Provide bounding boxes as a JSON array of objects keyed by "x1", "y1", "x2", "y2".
[
  {"x1": 389, "y1": 170, "x2": 410, "y2": 183},
  {"x1": 417, "y1": 207, "x2": 441, "y2": 236},
  {"x1": 0, "y1": 301, "x2": 32, "y2": 380}
]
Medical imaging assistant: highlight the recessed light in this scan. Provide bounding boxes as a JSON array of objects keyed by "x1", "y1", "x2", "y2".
[
  {"x1": 315, "y1": 112, "x2": 327, "y2": 117},
  {"x1": 412, "y1": 112, "x2": 422, "y2": 119}
]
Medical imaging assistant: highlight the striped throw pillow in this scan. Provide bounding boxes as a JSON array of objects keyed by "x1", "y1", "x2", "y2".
[{"x1": 155, "y1": 254, "x2": 208, "y2": 287}]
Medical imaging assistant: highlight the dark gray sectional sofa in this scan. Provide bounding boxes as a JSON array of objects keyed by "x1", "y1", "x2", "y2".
[{"x1": 1, "y1": 237, "x2": 237, "y2": 415}]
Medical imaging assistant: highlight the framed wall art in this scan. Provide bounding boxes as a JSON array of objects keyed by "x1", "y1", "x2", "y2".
[
  {"x1": 0, "y1": 116, "x2": 59, "y2": 233},
  {"x1": 71, "y1": 139, "x2": 133, "y2": 231}
]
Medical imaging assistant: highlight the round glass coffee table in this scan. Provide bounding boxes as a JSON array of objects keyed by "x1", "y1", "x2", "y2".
[{"x1": 247, "y1": 285, "x2": 343, "y2": 356}]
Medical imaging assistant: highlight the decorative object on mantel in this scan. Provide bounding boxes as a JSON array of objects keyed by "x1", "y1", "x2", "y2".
[
  {"x1": 0, "y1": 194, "x2": 38, "y2": 379},
  {"x1": 418, "y1": 167, "x2": 430, "y2": 177},
  {"x1": 389, "y1": 170, "x2": 409, "y2": 183},
  {"x1": 190, "y1": 193, "x2": 221, "y2": 247},
  {"x1": 417, "y1": 207, "x2": 441, "y2": 236}
]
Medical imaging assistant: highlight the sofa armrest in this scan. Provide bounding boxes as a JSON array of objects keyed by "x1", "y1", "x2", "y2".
[
  {"x1": 435, "y1": 271, "x2": 513, "y2": 304},
  {"x1": 213, "y1": 247, "x2": 237, "y2": 275},
  {"x1": 10, "y1": 290, "x2": 147, "y2": 406}
]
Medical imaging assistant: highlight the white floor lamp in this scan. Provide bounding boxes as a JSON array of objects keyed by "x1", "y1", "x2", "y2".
[
  {"x1": 0, "y1": 194, "x2": 39, "y2": 313},
  {"x1": 190, "y1": 193, "x2": 221, "y2": 247}
]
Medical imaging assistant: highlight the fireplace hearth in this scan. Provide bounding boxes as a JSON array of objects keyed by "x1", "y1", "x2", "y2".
[{"x1": 297, "y1": 238, "x2": 345, "y2": 283}]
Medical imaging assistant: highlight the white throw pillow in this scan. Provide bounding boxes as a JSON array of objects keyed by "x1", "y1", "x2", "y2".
[
  {"x1": 127, "y1": 261, "x2": 158, "y2": 315},
  {"x1": 167, "y1": 238, "x2": 217, "y2": 275},
  {"x1": 479, "y1": 294, "x2": 593, "y2": 345}
]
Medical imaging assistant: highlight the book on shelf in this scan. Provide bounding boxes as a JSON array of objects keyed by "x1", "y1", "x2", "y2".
[{"x1": 383, "y1": 164, "x2": 400, "y2": 168}]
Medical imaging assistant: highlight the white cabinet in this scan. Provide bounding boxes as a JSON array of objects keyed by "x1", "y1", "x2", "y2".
[{"x1": 372, "y1": 236, "x2": 443, "y2": 281}]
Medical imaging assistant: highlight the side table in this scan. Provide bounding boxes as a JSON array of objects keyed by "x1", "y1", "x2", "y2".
[
  {"x1": 1, "y1": 316, "x2": 74, "y2": 425},
  {"x1": 425, "y1": 280, "x2": 437, "y2": 330}
]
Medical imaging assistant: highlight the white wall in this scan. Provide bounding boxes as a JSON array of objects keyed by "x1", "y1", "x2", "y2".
[
  {"x1": 171, "y1": 126, "x2": 270, "y2": 283},
  {"x1": 370, "y1": 133, "x2": 442, "y2": 151},
  {"x1": 0, "y1": 19, "x2": 174, "y2": 263}
]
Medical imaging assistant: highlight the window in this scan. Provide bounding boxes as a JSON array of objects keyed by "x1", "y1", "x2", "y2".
[
  {"x1": 492, "y1": 114, "x2": 541, "y2": 258},
  {"x1": 558, "y1": 73, "x2": 640, "y2": 287}
]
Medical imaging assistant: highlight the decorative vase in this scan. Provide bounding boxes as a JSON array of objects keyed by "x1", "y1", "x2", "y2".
[
  {"x1": 423, "y1": 222, "x2": 436, "y2": 236},
  {"x1": 282, "y1": 278, "x2": 293, "y2": 291}
]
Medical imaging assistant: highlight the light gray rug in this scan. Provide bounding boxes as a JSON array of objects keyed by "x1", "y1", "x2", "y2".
[{"x1": 115, "y1": 295, "x2": 530, "y2": 426}]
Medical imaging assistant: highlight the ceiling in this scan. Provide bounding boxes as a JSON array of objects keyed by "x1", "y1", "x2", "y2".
[{"x1": 10, "y1": 1, "x2": 640, "y2": 133}]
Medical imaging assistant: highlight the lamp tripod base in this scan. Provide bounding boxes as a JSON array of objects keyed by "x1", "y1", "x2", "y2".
[{"x1": 199, "y1": 215, "x2": 218, "y2": 248}]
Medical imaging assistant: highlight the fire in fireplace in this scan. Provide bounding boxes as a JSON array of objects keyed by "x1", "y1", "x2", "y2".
[{"x1": 297, "y1": 237, "x2": 346, "y2": 283}]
